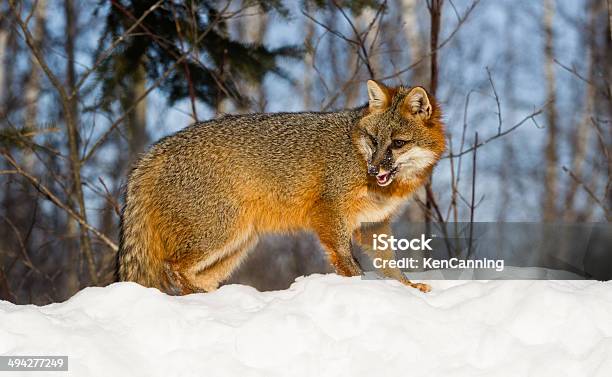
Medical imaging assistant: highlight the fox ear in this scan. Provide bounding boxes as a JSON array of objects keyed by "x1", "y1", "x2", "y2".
[
  {"x1": 405, "y1": 86, "x2": 432, "y2": 120},
  {"x1": 367, "y1": 80, "x2": 391, "y2": 112}
]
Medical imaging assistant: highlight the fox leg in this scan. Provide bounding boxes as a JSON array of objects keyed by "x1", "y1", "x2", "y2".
[
  {"x1": 164, "y1": 258, "x2": 203, "y2": 295},
  {"x1": 355, "y1": 220, "x2": 431, "y2": 293},
  {"x1": 188, "y1": 234, "x2": 258, "y2": 292},
  {"x1": 168, "y1": 232, "x2": 257, "y2": 294},
  {"x1": 313, "y1": 214, "x2": 362, "y2": 276},
  {"x1": 319, "y1": 236, "x2": 362, "y2": 277}
]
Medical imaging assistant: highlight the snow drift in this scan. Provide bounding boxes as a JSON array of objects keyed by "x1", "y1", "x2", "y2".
[{"x1": 1, "y1": 275, "x2": 611, "y2": 377}]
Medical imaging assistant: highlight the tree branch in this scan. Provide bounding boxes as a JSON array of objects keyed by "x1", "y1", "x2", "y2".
[
  {"x1": 1, "y1": 151, "x2": 119, "y2": 252},
  {"x1": 562, "y1": 166, "x2": 610, "y2": 221}
]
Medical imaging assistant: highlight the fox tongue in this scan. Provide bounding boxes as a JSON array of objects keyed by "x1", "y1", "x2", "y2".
[{"x1": 376, "y1": 172, "x2": 390, "y2": 185}]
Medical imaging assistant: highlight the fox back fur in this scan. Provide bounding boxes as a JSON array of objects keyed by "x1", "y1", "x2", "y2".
[{"x1": 118, "y1": 80, "x2": 446, "y2": 294}]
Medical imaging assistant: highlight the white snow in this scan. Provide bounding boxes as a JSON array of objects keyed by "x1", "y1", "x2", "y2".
[{"x1": 1, "y1": 274, "x2": 612, "y2": 377}]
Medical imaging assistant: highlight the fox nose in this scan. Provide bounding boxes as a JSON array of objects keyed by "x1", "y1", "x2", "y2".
[{"x1": 367, "y1": 164, "x2": 379, "y2": 176}]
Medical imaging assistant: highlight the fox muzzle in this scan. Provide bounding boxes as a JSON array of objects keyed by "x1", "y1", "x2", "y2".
[
  {"x1": 368, "y1": 148, "x2": 394, "y2": 175},
  {"x1": 367, "y1": 164, "x2": 380, "y2": 176}
]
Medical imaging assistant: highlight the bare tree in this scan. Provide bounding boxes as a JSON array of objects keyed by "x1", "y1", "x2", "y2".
[
  {"x1": 24, "y1": 0, "x2": 45, "y2": 131},
  {"x1": 563, "y1": 0, "x2": 597, "y2": 220},
  {"x1": 400, "y1": 0, "x2": 427, "y2": 82},
  {"x1": 235, "y1": 3, "x2": 268, "y2": 112},
  {"x1": 608, "y1": 0, "x2": 612, "y2": 39},
  {"x1": 424, "y1": 0, "x2": 443, "y2": 224},
  {"x1": 542, "y1": 0, "x2": 559, "y2": 221},
  {"x1": 302, "y1": 3, "x2": 316, "y2": 110},
  {"x1": 0, "y1": 17, "x2": 6, "y2": 107}
]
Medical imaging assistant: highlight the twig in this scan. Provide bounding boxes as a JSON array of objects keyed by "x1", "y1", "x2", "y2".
[
  {"x1": 11, "y1": 0, "x2": 99, "y2": 284},
  {"x1": 562, "y1": 166, "x2": 610, "y2": 220},
  {"x1": 303, "y1": 2, "x2": 381, "y2": 80},
  {"x1": 98, "y1": 177, "x2": 121, "y2": 217},
  {"x1": 554, "y1": 58, "x2": 611, "y2": 99},
  {"x1": 301, "y1": 11, "x2": 357, "y2": 46},
  {"x1": 1, "y1": 214, "x2": 40, "y2": 274},
  {"x1": 454, "y1": 90, "x2": 476, "y2": 188},
  {"x1": 80, "y1": 4, "x2": 230, "y2": 163},
  {"x1": 467, "y1": 132, "x2": 478, "y2": 257},
  {"x1": 1, "y1": 152, "x2": 119, "y2": 252},
  {"x1": 446, "y1": 136, "x2": 459, "y2": 222},
  {"x1": 446, "y1": 105, "x2": 545, "y2": 159},
  {"x1": 423, "y1": 0, "x2": 443, "y2": 225},
  {"x1": 379, "y1": 0, "x2": 481, "y2": 81},
  {"x1": 590, "y1": 117, "x2": 611, "y2": 200},
  {"x1": 425, "y1": 184, "x2": 446, "y2": 223},
  {"x1": 331, "y1": 0, "x2": 378, "y2": 79},
  {"x1": 486, "y1": 67, "x2": 502, "y2": 134},
  {"x1": 364, "y1": 1, "x2": 387, "y2": 58},
  {"x1": 71, "y1": 0, "x2": 164, "y2": 99}
]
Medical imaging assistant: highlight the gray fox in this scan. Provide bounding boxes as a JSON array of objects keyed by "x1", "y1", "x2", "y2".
[{"x1": 118, "y1": 80, "x2": 446, "y2": 294}]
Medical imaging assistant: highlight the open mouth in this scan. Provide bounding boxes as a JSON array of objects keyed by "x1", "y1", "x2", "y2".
[{"x1": 376, "y1": 167, "x2": 398, "y2": 187}]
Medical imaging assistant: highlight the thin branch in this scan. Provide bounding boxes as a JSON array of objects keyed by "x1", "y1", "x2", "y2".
[
  {"x1": 455, "y1": 89, "x2": 476, "y2": 185},
  {"x1": 446, "y1": 105, "x2": 546, "y2": 159},
  {"x1": 364, "y1": 1, "x2": 387, "y2": 55},
  {"x1": 171, "y1": 2, "x2": 199, "y2": 122},
  {"x1": 562, "y1": 166, "x2": 610, "y2": 220},
  {"x1": 446, "y1": 136, "x2": 459, "y2": 222},
  {"x1": 425, "y1": 184, "x2": 446, "y2": 223},
  {"x1": 9, "y1": 1, "x2": 71, "y2": 108},
  {"x1": 379, "y1": 0, "x2": 481, "y2": 81},
  {"x1": 71, "y1": 0, "x2": 164, "y2": 98},
  {"x1": 486, "y1": 67, "x2": 502, "y2": 134},
  {"x1": 80, "y1": 4, "x2": 230, "y2": 163},
  {"x1": 1, "y1": 214, "x2": 40, "y2": 274},
  {"x1": 424, "y1": 0, "x2": 443, "y2": 224},
  {"x1": 467, "y1": 132, "x2": 478, "y2": 257},
  {"x1": 332, "y1": 0, "x2": 376, "y2": 78},
  {"x1": 590, "y1": 117, "x2": 611, "y2": 200},
  {"x1": 11, "y1": 0, "x2": 99, "y2": 283},
  {"x1": 1, "y1": 152, "x2": 119, "y2": 252},
  {"x1": 554, "y1": 58, "x2": 611, "y2": 100},
  {"x1": 301, "y1": 11, "x2": 357, "y2": 46},
  {"x1": 109, "y1": 0, "x2": 237, "y2": 102}
]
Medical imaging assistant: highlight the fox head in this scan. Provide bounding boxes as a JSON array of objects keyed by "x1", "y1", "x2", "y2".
[{"x1": 353, "y1": 80, "x2": 446, "y2": 187}]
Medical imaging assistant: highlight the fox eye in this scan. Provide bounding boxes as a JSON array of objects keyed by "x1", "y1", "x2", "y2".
[
  {"x1": 368, "y1": 134, "x2": 378, "y2": 147},
  {"x1": 391, "y1": 139, "x2": 407, "y2": 149}
]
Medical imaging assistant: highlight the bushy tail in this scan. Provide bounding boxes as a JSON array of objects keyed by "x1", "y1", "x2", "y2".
[{"x1": 117, "y1": 193, "x2": 170, "y2": 292}]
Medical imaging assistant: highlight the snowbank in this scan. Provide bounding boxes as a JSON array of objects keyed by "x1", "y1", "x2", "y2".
[{"x1": 1, "y1": 275, "x2": 611, "y2": 377}]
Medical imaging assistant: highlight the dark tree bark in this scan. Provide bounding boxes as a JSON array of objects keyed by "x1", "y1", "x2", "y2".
[
  {"x1": 542, "y1": 0, "x2": 559, "y2": 221},
  {"x1": 424, "y1": 0, "x2": 443, "y2": 223},
  {"x1": 64, "y1": 0, "x2": 98, "y2": 285}
]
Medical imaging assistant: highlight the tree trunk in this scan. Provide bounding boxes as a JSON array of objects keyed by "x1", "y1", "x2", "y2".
[
  {"x1": 24, "y1": 0, "x2": 46, "y2": 130},
  {"x1": 0, "y1": 19, "x2": 7, "y2": 108},
  {"x1": 428, "y1": 0, "x2": 442, "y2": 95},
  {"x1": 497, "y1": 3, "x2": 518, "y2": 222},
  {"x1": 424, "y1": 0, "x2": 443, "y2": 223},
  {"x1": 125, "y1": 61, "x2": 148, "y2": 165},
  {"x1": 302, "y1": 4, "x2": 315, "y2": 110},
  {"x1": 563, "y1": 0, "x2": 597, "y2": 219},
  {"x1": 607, "y1": 0, "x2": 612, "y2": 40},
  {"x1": 64, "y1": 0, "x2": 97, "y2": 285},
  {"x1": 401, "y1": 0, "x2": 428, "y2": 83},
  {"x1": 236, "y1": 5, "x2": 268, "y2": 112},
  {"x1": 542, "y1": 0, "x2": 559, "y2": 221}
]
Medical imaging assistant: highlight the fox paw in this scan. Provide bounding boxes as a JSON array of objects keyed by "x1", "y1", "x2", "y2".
[
  {"x1": 412, "y1": 283, "x2": 431, "y2": 293},
  {"x1": 400, "y1": 278, "x2": 431, "y2": 293}
]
